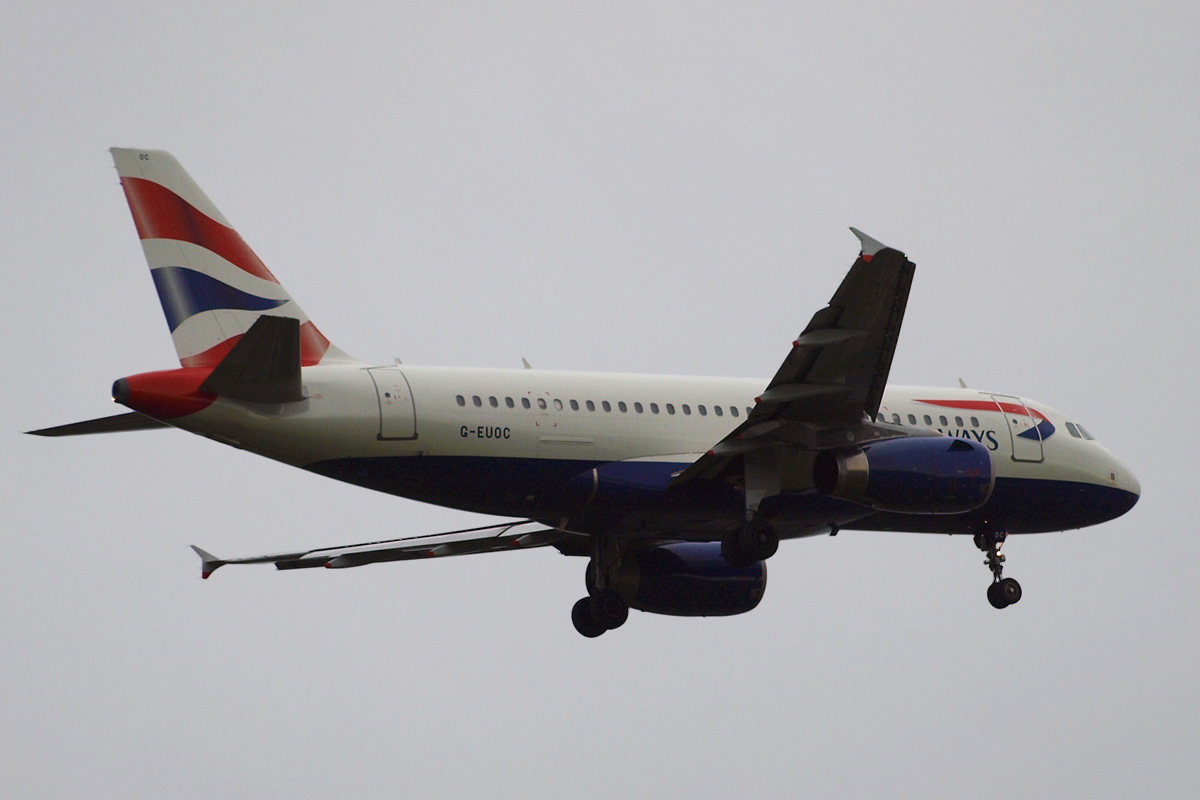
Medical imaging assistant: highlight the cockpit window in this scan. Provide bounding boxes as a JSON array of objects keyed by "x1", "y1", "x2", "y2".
[
  {"x1": 1065, "y1": 421, "x2": 1081, "y2": 438},
  {"x1": 1076, "y1": 423, "x2": 1096, "y2": 440}
]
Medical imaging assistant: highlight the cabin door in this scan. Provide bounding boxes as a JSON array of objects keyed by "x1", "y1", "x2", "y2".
[
  {"x1": 991, "y1": 394, "x2": 1043, "y2": 463},
  {"x1": 368, "y1": 368, "x2": 417, "y2": 440}
]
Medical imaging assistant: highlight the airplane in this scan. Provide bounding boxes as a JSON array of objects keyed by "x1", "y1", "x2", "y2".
[{"x1": 29, "y1": 148, "x2": 1141, "y2": 637}]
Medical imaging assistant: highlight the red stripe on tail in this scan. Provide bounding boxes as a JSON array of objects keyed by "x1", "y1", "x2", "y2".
[{"x1": 120, "y1": 177, "x2": 279, "y2": 284}]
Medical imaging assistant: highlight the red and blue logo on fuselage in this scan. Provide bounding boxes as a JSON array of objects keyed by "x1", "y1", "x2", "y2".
[{"x1": 915, "y1": 399, "x2": 1055, "y2": 442}]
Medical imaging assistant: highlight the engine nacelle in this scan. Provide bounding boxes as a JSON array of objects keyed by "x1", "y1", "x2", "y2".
[
  {"x1": 611, "y1": 542, "x2": 766, "y2": 617},
  {"x1": 812, "y1": 436, "x2": 993, "y2": 514}
]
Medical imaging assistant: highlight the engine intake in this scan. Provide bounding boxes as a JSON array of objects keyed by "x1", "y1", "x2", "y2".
[{"x1": 812, "y1": 436, "x2": 993, "y2": 514}]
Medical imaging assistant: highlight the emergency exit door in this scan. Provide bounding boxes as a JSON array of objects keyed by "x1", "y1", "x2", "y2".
[{"x1": 368, "y1": 368, "x2": 417, "y2": 440}]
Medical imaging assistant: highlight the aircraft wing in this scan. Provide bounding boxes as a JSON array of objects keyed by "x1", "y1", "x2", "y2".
[
  {"x1": 672, "y1": 228, "x2": 915, "y2": 485},
  {"x1": 191, "y1": 520, "x2": 572, "y2": 579}
]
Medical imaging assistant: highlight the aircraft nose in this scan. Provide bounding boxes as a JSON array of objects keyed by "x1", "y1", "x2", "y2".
[{"x1": 1107, "y1": 455, "x2": 1140, "y2": 519}]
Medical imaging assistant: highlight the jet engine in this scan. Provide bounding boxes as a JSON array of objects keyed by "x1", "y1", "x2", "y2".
[
  {"x1": 610, "y1": 542, "x2": 766, "y2": 617},
  {"x1": 812, "y1": 436, "x2": 993, "y2": 514}
]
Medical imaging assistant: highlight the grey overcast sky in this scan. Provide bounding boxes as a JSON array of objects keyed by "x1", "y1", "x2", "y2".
[{"x1": 2, "y1": 2, "x2": 1197, "y2": 797}]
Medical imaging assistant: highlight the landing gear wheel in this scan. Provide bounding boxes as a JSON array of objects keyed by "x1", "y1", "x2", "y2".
[
  {"x1": 572, "y1": 597, "x2": 607, "y2": 637},
  {"x1": 987, "y1": 581, "x2": 1010, "y2": 609},
  {"x1": 589, "y1": 588, "x2": 629, "y2": 630},
  {"x1": 998, "y1": 577, "x2": 1022, "y2": 606},
  {"x1": 721, "y1": 535, "x2": 756, "y2": 569},
  {"x1": 739, "y1": 519, "x2": 779, "y2": 561}
]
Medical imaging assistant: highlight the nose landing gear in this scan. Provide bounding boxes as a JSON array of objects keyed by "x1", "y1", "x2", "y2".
[{"x1": 974, "y1": 530, "x2": 1022, "y2": 609}]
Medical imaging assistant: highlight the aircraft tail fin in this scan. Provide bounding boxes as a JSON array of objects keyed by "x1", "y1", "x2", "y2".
[{"x1": 110, "y1": 148, "x2": 356, "y2": 367}]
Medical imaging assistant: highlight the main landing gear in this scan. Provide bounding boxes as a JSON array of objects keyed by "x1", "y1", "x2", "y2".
[
  {"x1": 974, "y1": 530, "x2": 1022, "y2": 609},
  {"x1": 571, "y1": 536, "x2": 631, "y2": 638}
]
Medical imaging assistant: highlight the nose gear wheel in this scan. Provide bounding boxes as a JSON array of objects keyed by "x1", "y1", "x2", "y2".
[{"x1": 975, "y1": 530, "x2": 1022, "y2": 609}]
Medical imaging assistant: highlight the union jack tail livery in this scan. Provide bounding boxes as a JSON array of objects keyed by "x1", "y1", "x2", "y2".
[{"x1": 110, "y1": 148, "x2": 354, "y2": 367}]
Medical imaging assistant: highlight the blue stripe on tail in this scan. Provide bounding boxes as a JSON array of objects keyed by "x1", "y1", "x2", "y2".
[{"x1": 151, "y1": 266, "x2": 287, "y2": 331}]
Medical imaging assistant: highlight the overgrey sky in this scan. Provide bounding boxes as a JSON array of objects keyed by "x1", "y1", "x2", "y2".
[{"x1": 3, "y1": 2, "x2": 1197, "y2": 797}]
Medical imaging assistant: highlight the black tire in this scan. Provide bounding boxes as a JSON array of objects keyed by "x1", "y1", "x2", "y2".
[
  {"x1": 987, "y1": 581, "x2": 1010, "y2": 609},
  {"x1": 999, "y1": 577, "x2": 1022, "y2": 605},
  {"x1": 721, "y1": 535, "x2": 756, "y2": 569},
  {"x1": 590, "y1": 588, "x2": 629, "y2": 630},
  {"x1": 584, "y1": 560, "x2": 598, "y2": 596},
  {"x1": 739, "y1": 519, "x2": 779, "y2": 561},
  {"x1": 572, "y1": 597, "x2": 606, "y2": 637}
]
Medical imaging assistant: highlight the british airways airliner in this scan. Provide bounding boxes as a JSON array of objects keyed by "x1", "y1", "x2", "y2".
[{"x1": 30, "y1": 149, "x2": 1141, "y2": 637}]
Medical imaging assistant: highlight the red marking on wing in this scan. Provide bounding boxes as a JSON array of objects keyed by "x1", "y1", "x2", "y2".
[
  {"x1": 120, "y1": 177, "x2": 279, "y2": 284},
  {"x1": 915, "y1": 398, "x2": 1047, "y2": 421}
]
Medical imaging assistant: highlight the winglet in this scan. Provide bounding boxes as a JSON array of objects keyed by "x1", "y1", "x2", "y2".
[
  {"x1": 191, "y1": 545, "x2": 226, "y2": 579},
  {"x1": 849, "y1": 227, "x2": 891, "y2": 261}
]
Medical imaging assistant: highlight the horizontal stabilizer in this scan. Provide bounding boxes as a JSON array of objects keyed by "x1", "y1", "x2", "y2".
[
  {"x1": 26, "y1": 411, "x2": 170, "y2": 437},
  {"x1": 199, "y1": 315, "x2": 304, "y2": 403}
]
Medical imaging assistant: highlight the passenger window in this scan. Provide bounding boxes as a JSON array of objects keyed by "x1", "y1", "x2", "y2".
[
  {"x1": 651, "y1": 403, "x2": 660, "y2": 414},
  {"x1": 699, "y1": 405, "x2": 707, "y2": 416},
  {"x1": 521, "y1": 397, "x2": 531, "y2": 409},
  {"x1": 892, "y1": 413, "x2": 902, "y2": 424},
  {"x1": 1076, "y1": 423, "x2": 1095, "y2": 440},
  {"x1": 473, "y1": 395, "x2": 482, "y2": 407},
  {"x1": 682, "y1": 404, "x2": 692, "y2": 415},
  {"x1": 602, "y1": 401, "x2": 612, "y2": 412},
  {"x1": 667, "y1": 404, "x2": 676, "y2": 415},
  {"x1": 586, "y1": 400, "x2": 595, "y2": 412},
  {"x1": 505, "y1": 397, "x2": 515, "y2": 408},
  {"x1": 955, "y1": 416, "x2": 963, "y2": 427},
  {"x1": 939, "y1": 415, "x2": 948, "y2": 426},
  {"x1": 537, "y1": 398, "x2": 547, "y2": 410},
  {"x1": 746, "y1": 407, "x2": 753, "y2": 417},
  {"x1": 456, "y1": 395, "x2": 466, "y2": 407},
  {"x1": 570, "y1": 399, "x2": 579, "y2": 411},
  {"x1": 553, "y1": 399, "x2": 563, "y2": 410},
  {"x1": 1066, "y1": 421, "x2": 1081, "y2": 438},
  {"x1": 714, "y1": 405, "x2": 723, "y2": 417},
  {"x1": 634, "y1": 402, "x2": 644, "y2": 413},
  {"x1": 924, "y1": 414, "x2": 932, "y2": 426},
  {"x1": 489, "y1": 396, "x2": 499, "y2": 408},
  {"x1": 730, "y1": 406, "x2": 739, "y2": 418},
  {"x1": 971, "y1": 416, "x2": 979, "y2": 427},
  {"x1": 618, "y1": 401, "x2": 627, "y2": 413},
  {"x1": 908, "y1": 414, "x2": 916, "y2": 425}
]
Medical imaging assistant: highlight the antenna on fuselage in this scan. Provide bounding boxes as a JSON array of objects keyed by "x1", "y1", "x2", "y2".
[
  {"x1": 959, "y1": 377, "x2": 968, "y2": 389},
  {"x1": 522, "y1": 358, "x2": 533, "y2": 370}
]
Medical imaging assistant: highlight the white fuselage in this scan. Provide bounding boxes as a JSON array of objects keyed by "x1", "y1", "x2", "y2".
[{"x1": 163, "y1": 364, "x2": 1139, "y2": 535}]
